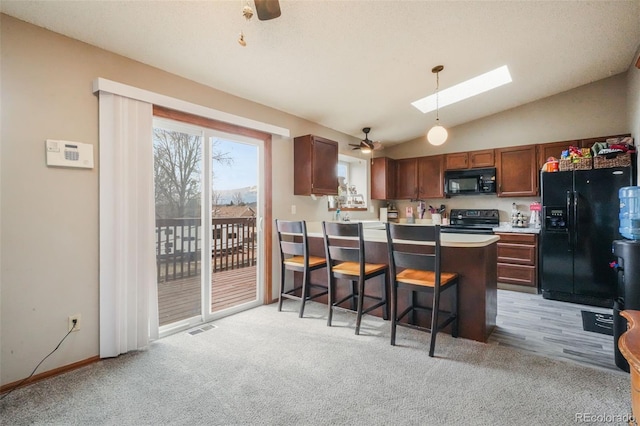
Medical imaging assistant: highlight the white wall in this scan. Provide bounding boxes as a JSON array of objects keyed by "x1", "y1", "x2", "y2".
[{"x1": 628, "y1": 43, "x2": 640, "y2": 183}]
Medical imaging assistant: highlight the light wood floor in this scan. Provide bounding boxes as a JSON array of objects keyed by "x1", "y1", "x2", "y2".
[{"x1": 489, "y1": 289, "x2": 619, "y2": 372}]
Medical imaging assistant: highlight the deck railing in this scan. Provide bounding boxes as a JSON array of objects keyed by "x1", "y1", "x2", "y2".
[{"x1": 156, "y1": 217, "x2": 257, "y2": 282}]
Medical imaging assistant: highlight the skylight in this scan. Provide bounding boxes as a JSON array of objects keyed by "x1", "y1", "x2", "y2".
[{"x1": 411, "y1": 65, "x2": 512, "y2": 113}]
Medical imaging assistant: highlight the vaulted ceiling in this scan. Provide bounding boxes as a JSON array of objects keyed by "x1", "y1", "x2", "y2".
[{"x1": 2, "y1": 1, "x2": 639, "y2": 146}]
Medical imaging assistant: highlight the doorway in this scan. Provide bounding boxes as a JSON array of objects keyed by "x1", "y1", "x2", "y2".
[{"x1": 153, "y1": 118, "x2": 264, "y2": 335}]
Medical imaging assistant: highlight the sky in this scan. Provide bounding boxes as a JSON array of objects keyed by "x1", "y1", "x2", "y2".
[{"x1": 212, "y1": 139, "x2": 257, "y2": 190}]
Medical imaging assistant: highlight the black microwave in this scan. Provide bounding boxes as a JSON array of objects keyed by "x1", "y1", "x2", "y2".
[{"x1": 444, "y1": 167, "x2": 496, "y2": 196}]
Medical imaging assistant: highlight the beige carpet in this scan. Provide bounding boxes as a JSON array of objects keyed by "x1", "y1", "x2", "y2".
[{"x1": 0, "y1": 300, "x2": 632, "y2": 425}]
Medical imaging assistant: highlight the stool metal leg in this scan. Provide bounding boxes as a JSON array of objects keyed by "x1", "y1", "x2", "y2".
[
  {"x1": 327, "y1": 275, "x2": 334, "y2": 327},
  {"x1": 278, "y1": 264, "x2": 286, "y2": 312},
  {"x1": 390, "y1": 282, "x2": 398, "y2": 346},
  {"x1": 299, "y1": 268, "x2": 309, "y2": 318},
  {"x1": 429, "y1": 288, "x2": 441, "y2": 357},
  {"x1": 355, "y1": 277, "x2": 365, "y2": 335}
]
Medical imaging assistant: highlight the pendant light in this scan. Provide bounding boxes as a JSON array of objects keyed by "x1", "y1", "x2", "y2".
[{"x1": 427, "y1": 65, "x2": 448, "y2": 146}]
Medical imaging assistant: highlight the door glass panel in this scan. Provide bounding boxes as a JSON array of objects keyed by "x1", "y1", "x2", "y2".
[
  {"x1": 210, "y1": 137, "x2": 259, "y2": 313},
  {"x1": 153, "y1": 125, "x2": 203, "y2": 327}
]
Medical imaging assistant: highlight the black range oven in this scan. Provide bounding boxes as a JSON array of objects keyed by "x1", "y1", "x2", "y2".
[{"x1": 441, "y1": 209, "x2": 500, "y2": 235}]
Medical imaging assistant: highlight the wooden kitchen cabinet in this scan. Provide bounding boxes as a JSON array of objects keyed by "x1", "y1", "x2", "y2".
[
  {"x1": 496, "y1": 144, "x2": 538, "y2": 197},
  {"x1": 496, "y1": 232, "x2": 538, "y2": 288},
  {"x1": 445, "y1": 149, "x2": 494, "y2": 170},
  {"x1": 445, "y1": 152, "x2": 469, "y2": 170},
  {"x1": 293, "y1": 134, "x2": 339, "y2": 196},
  {"x1": 537, "y1": 133, "x2": 631, "y2": 168},
  {"x1": 395, "y1": 158, "x2": 418, "y2": 199},
  {"x1": 417, "y1": 155, "x2": 444, "y2": 198},
  {"x1": 371, "y1": 157, "x2": 396, "y2": 200},
  {"x1": 537, "y1": 140, "x2": 577, "y2": 169},
  {"x1": 469, "y1": 149, "x2": 495, "y2": 168},
  {"x1": 395, "y1": 155, "x2": 444, "y2": 199}
]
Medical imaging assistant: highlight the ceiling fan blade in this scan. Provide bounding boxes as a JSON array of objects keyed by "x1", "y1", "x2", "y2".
[
  {"x1": 254, "y1": 0, "x2": 281, "y2": 20},
  {"x1": 372, "y1": 141, "x2": 384, "y2": 151}
]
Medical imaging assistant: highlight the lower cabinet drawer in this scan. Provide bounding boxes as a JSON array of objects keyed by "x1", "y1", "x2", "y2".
[
  {"x1": 497, "y1": 263, "x2": 537, "y2": 287},
  {"x1": 497, "y1": 243, "x2": 536, "y2": 265}
]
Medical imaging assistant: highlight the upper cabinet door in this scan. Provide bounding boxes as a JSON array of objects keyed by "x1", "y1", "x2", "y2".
[
  {"x1": 536, "y1": 140, "x2": 577, "y2": 169},
  {"x1": 445, "y1": 152, "x2": 469, "y2": 170},
  {"x1": 445, "y1": 150, "x2": 494, "y2": 170},
  {"x1": 418, "y1": 155, "x2": 444, "y2": 199},
  {"x1": 395, "y1": 158, "x2": 418, "y2": 199},
  {"x1": 496, "y1": 145, "x2": 538, "y2": 197},
  {"x1": 469, "y1": 149, "x2": 495, "y2": 168},
  {"x1": 293, "y1": 135, "x2": 338, "y2": 196},
  {"x1": 371, "y1": 157, "x2": 396, "y2": 200}
]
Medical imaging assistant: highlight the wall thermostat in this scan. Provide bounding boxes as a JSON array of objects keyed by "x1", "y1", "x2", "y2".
[{"x1": 45, "y1": 139, "x2": 94, "y2": 169}]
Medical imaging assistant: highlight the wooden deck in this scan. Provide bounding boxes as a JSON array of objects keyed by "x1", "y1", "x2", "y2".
[{"x1": 157, "y1": 266, "x2": 257, "y2": 327}]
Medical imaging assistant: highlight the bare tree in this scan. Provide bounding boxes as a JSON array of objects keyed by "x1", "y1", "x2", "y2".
[
  {"x1": 232, "y1": 191, "x2": 245, "y2": 206},
  {"x1": 154, "y1": 129, "x2": 232, "y2": 218},
  {"x1": 211, "y1": 190, "x2": 223, "y2": 217}
]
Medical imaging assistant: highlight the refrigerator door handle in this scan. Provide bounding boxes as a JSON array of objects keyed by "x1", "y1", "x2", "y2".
[
  {"x1": 567, "y1": 190, "x2": 573, "y2": 252},
  {"x1": 573, "y1": 190, "x2": 579, "y2": 248}
]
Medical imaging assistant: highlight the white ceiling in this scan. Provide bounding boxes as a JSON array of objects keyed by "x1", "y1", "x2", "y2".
[{"x1": 2, "y1": 1, "x2": 639, "y2": 146}]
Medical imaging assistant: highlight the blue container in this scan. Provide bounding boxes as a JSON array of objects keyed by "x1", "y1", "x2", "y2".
[{"x1": 619, "y1": 186, "x2": 640, "y2": 240}]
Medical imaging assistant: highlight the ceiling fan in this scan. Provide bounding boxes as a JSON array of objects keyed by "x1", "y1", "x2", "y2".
[
  {"x1": 349, "y1": 127, "x2": 383, "y2": 153},
  {"x1": 254, "y1": 0, "x2": 281, "y2": 20}
]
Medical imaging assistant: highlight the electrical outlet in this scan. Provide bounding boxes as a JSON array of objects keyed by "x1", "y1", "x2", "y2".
[
  {"x1": 291, "y1": 205, "x2": 297, "y2": 214},
  {"x1": 68, "y1": 314, "x2": 81, "y2": 332}
]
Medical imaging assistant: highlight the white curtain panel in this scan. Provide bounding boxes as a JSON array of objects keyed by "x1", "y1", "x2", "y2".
[{"x1": 98, "y1": 92, "x2": 159, "y2": 358}]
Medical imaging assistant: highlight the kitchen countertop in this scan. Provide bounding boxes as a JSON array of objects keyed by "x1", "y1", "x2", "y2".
[
  {"x1": 492, "y1": 223, "x2": 541, "y2": 234},
  {"x1": 304, "y1": 221, "x2": 500, "y2": 247}
]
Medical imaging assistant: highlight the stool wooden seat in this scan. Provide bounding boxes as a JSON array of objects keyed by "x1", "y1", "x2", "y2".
[
  {"x1": 322, "y1": 221, "x2": 388, "y2": 335},
  {"x1": 386, "y1": 223, "x2": 459, "y2": 357},
  {"x1": 276, "y1": 220, "x2": 328, "y2": 318}
]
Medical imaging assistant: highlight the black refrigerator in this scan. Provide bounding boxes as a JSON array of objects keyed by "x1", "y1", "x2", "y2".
[{"x1": 540, "y1": 166, "x2": 634, "y2": 308}]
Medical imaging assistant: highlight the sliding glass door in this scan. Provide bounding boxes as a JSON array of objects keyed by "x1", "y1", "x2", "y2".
[{"x1": 153, "y1": 119, "x2": 263, "y2": 335}]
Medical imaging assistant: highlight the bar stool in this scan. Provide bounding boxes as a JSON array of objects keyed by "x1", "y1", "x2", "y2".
[
  {"x1": 386, "y1": 223, "x2": 459, "y2": 357},
  {"x1": 322, "y1": 221, "x2": 388, "y2": 335},
  {"x1": 275, "y1": 220, "x2": 328, "y2": 318}
]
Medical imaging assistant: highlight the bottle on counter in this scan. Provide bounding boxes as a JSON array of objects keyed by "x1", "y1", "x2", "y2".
[{"x1": 335, "y1": 208, "x2": 341, "y2": 222}]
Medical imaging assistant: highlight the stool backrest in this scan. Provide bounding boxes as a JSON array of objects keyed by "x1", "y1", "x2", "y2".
[
  {"x1": 276, "y1": 219, "x2": 309, "y2": 264},
  {"x1": 322, "y1": 221, "x2": 365, "y2": 270},
  {"x1": 386, "y1": 223, "x2": 442, "y2": 287}
]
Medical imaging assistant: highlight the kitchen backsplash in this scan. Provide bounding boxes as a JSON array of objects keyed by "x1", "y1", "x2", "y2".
[{"x1": 374, "y1": 195, "x2": 541, "y2": 223}]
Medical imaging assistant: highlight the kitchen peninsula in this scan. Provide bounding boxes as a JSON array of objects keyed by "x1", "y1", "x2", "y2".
[{"x1": 300, "y1": 222, "x2": 499, "y2": 343}]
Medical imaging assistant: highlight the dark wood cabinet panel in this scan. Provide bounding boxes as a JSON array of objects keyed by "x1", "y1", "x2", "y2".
[
  {"x1": 497, "y1": 243, "x2": 536, "y2": 266},
  {"x1": 417, "y1": 155, "x2": 444, "y2": 198},
  {"x1": 371, "y1": 157, "x2": 397, "y2": 200},
  {"x1": 395, "y1": 158, "x2": 418, "y2": 199},
  {"x1": 537, "y1": 139, "x2": 578, "y2": 169},
  {"x1": 445, "y1": 152, "x2": 468, "y2": 170},
  {"x1": 537, "y1": 134, "x2": 631, "y2": 168},
  {"x1": 293, "y1": 135, "x2": 338, "y2": 196},
  {"x1": 496, "y1": 232, "x2": 538, "y2": 288},
  {"x1": 497, "y1": 263, "x2": 537, "y2": 287},
  {"x1": 580, "y1": 133, "x2": 630, "y2": 150},
  {"x1": 496, "y1": 145, "x2": 538, "y2": 197},
  {"x1": 469, "y1": 149, "x2": 495, "y2": 168}
]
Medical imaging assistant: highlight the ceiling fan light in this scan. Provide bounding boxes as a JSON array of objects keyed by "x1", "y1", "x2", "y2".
[
  {"x1": 360, "y1": 145, "x2": 372, "y2": 154},
  {"x1": 427, "y1": 124, "x2": 448, "y2": 146}
]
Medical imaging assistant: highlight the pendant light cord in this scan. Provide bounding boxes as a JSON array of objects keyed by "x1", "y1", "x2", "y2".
[{"x1": 435, "y1": 70, "x2": 440, "y2": 123}]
